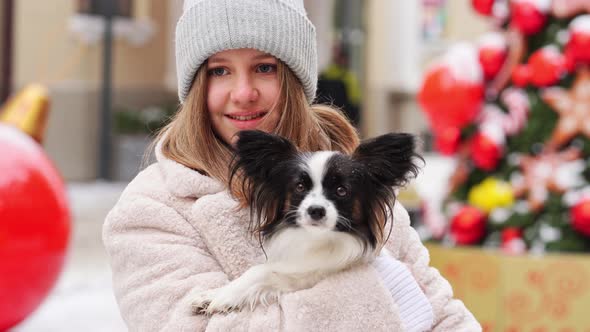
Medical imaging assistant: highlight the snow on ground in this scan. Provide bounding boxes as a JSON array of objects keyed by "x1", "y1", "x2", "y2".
[{"x1": 11, "y1": 182, "x2": 128, "y2": 332}]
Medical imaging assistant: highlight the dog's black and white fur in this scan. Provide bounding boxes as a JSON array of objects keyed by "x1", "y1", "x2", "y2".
[{"x1": 191, "y1": 130, "x2": 420, "y2": 314}]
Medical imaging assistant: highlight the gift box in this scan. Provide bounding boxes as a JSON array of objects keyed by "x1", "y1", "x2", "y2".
[{"x1": 427, "y1": 244, "x2": 590, "y2": 331}]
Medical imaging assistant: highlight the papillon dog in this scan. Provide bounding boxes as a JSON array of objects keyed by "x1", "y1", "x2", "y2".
[{"x1": 191, "y1": 130, "x2": 420, "y2": 314}]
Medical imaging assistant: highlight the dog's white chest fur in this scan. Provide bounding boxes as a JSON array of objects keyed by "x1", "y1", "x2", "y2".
[
  {"x1": 191, "y1": 227, "x2": 370, "y2": 314},
  {"x1": 265, "y1": 227, "x2": 368, "y2": 273}
]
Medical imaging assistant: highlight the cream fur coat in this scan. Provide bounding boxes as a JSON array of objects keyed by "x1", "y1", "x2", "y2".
[{"x1": 103, "y1": 147, "x2": 481, "y2": 332}]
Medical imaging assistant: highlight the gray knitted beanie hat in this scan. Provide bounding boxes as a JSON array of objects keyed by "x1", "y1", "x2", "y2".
[{"x1": 175, "y1": 0, "x2": 318, "y2": 104}]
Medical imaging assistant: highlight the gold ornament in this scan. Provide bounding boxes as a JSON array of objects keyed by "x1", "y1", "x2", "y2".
[{"x1": 0, "y1": 84, "x2": 50, "y2": 143}]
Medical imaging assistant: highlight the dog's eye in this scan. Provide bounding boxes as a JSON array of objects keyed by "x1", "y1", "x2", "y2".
[
  {"x1": 295, "y1": 183, "x2": 306, "y2": 193},
  {"x1": 336, "y1": 186, "x2": 348, "y2": 197}
]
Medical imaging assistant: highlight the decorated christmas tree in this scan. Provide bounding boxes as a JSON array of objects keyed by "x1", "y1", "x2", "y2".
[{"x1": 418, "y1": 0, "x2": 590, "y2": 253}]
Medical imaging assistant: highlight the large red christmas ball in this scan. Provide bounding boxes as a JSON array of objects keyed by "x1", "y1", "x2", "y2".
[
  {"x1": 470, "y1": 131, "x2": 503, "y2": 171},
  {"x1": 472, "y1": 0, "x2": 495, "y2": 16},
  {"x1": 566, "y1": 16, "x2": 590, "y2": 66},
  {"x1": 0, "y1": 124, "x2": 70, "y2": 330},
  {"x1": 510, "y1": 0, "x2": 548, "y2": 35},
  {"x1": 571, "y1": 198, "x2": 590, "y2": 237},
  {"x1": 528, "y1": 46, "x2": 567, "y2": 87},
  {"x1": 450, "y1": 206, "x2": 487, "y2": 245}
]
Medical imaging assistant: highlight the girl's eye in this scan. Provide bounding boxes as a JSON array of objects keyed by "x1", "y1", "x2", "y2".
[
  {"x1": 208, "y1": 67, "x2": 228, "y2": 76},
  {"x1": 257, "y1": 64, "x2": 276, "y2": 73},
  {"x1": 295, "y1": 183, "x2": 305, "y2": 193},
  {"x1": 336, "y1": 186, "x2": 348, "y2": 197}
]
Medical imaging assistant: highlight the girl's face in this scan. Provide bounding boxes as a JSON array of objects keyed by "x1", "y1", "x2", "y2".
[{"x1": 206, "y1": 48, "x2": 281, "y2": 145}]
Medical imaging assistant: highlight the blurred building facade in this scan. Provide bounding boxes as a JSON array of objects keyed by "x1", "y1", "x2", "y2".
[
  {"x1": 10, "y1": 0, "x2": 175, "y2": 180},
  {"x1": 5, "y1": 0, "x2": 490, "y2": 181}
]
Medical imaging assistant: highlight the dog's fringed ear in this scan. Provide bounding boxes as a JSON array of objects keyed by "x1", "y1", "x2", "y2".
[
  {"x1": 230, "y1": 130, "x2": 298, "y2": 235},
  {"x1": 352, "y1": 133, "x2": 421, "y2": 187},
  {"x1": 232, "y1": 130, "x2": 297, "y2": 183}
]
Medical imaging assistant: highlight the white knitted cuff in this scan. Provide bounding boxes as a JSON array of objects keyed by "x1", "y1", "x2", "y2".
[{"x1": 372, "y1": 255, "x2": 434, "y2": 332}]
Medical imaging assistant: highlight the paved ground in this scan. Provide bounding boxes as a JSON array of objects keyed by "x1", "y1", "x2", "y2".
[{"x1": 12, "y1": 181, "x2": 128, "y2": 332}]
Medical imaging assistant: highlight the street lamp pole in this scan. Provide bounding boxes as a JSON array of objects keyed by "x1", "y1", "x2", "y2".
[
  {"x1": 1, "y1": 0, "x2": 13, "y2": 103},
  {"x1": 98, "y1": 0, "x2": 116, "y2": 180}
]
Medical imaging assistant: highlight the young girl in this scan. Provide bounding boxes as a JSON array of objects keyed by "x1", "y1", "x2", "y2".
[{"x1": 103, "y1": 0, "x2": 481, "y2": 331}]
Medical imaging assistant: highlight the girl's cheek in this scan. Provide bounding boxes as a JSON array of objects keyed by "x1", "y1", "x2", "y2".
[
  {"x1": 207, "y1": 84, "x2": 227, "y2": 111},
  {"x1": 259, "y1": 81, "x2": 280, "y2": 101}
]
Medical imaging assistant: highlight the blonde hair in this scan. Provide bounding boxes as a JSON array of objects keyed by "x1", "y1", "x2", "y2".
[{"x1": 155, "y1": 60, "x2": 359, "y2": 198}]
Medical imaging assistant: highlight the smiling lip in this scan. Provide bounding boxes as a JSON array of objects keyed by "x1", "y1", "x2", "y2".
[{"x1": 225, "y1": 111, "x2": 268, "y2": 130}]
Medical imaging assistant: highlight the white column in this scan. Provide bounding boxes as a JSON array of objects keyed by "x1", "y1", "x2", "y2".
[
  {"x1": 164, "y1": 0, "x2": 183, "y2": 92},
  {"x1": 365, "y1": 0, "x2": 421, "y2": 93},
  {"x1": 304, "y1": 0, "x2": 336, "y2": 73},
  {"x1": 363, "y1": 0, "x2": 422, "y2": 137}
]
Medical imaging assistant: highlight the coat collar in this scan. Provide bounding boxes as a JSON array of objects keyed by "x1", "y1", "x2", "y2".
[
  {"x1": 155, "y1": 138, "x2": 225, "y2": 199},
  {"x1": 190, "y1": 192, "x2": 264, "y2": 279},
  {"x1": 155, "y1": 138, "x2": 265, "y2": 277}
]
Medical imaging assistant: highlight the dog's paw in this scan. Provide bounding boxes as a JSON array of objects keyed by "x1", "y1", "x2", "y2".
[
  {"x1": 190, "y1": 289, "x2": 215, "y2": 314},
  {"x1": 190, "y1": 287, "x2": 244, "y2": 315}
]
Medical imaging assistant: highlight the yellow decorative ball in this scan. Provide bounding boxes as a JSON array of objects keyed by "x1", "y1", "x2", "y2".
[{"x1": 467, "y1": 177, "x2": 514, "y2": 213}]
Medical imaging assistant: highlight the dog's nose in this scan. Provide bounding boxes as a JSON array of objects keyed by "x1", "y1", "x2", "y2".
[{"x1": 307, "y1": 205, "x2": 326, "y2": 221}]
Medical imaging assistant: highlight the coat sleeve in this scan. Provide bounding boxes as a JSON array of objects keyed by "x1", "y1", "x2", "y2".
[
  {"x1": 103, "y1": 191, "x2": 406, "y2": 332},
  {"x1": 386, "y1": 203, "x2": 482, "y2": 332},
  {"x1": 103, "y1": 192, "x2": 231, "y2": 332}
]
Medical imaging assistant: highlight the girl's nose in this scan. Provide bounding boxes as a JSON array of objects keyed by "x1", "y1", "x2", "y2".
[{"x1": 230, "y1": 76, "x2": 259, "y2": 105}]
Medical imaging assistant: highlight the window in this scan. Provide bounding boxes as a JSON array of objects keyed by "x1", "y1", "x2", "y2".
[
  {"x1": 422, "y1": 0, "x2": 448, "y2": 43},
  {"x1": 78, "y1": 0, "x2": 133, "y2": 18}
]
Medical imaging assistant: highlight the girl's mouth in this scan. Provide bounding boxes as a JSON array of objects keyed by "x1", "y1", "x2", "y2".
[
  {"x1": 225, "y1": 112, "x2": 268, "y2": 130},
  {"x1": 226, "y1": 112, "x2": 267, "y2": 121}
]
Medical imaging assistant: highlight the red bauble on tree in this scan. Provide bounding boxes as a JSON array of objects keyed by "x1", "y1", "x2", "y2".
[
  {"x1": 512, "y1": 47, "x2": 568, "y2": 87},
  {"x1": 512, "y1": 64, "x2": 531, "y2": 87},
  {"x1": 571, "y1": 197, "x2": 590, "y2": 237},
  {"x1": 502, "y1": 227, "x2": 523, "y2": 243},
  {"x1": 565, "y1": 15, "x2": 590, "y2": 67},
  {"x1": 450, "y1": 206, "x2": 487, "y2": 245},
  {"x1": 419, "y1": 44, "x2": 485, "y2": 155},
  {"x1": 470, "y1": 130, "x2": 504, "y2": 170},
  {"x1": 478, "y1": 32, "x2": 508, "y2": 80},
  {"x1": 501, "y1": 227, "x2": 527, "y2": 254},
  {"x1": 510, "y1": 0, "x2": 549, "y2": 35},
  {"x1": 528, "y1": 46, "x2": 567, "y2": 86},
  {"x1": 472, "y1": 0, "x2": 496, "y2": 16}
]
